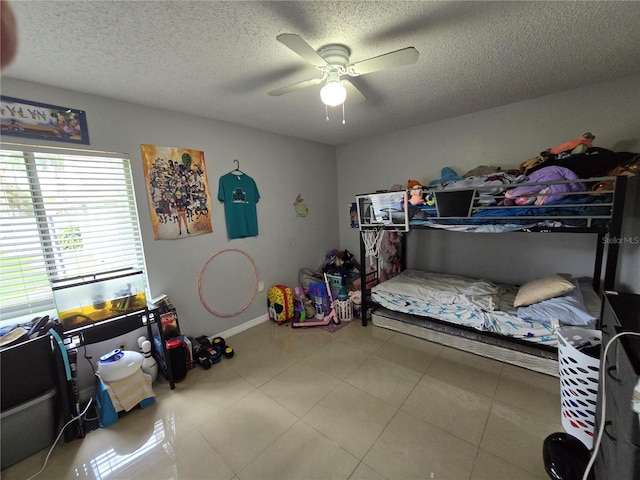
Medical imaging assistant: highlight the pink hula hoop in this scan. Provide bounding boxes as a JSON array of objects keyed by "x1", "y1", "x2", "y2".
[{"x1": 198, "y1": 248, "x2": 259, "y2": 318}]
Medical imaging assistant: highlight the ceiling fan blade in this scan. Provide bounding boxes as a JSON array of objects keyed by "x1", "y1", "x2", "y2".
[
  {"x1": 347, "y1": 47, "x2": 419, "y2": 76},
  {"x1": 268, "y1": 76, "x2": 325, "y2": 96},
  {"x1": 276, "y1": 33, "x2": 328, "y2": 67},
  {"x1": 343, "y1": 79, "x2": 367, "y2": 103}
]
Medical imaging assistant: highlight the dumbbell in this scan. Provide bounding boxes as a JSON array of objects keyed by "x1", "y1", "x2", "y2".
[{"x1": 213, "y1": 336, "x2": 234, "y2": 359}]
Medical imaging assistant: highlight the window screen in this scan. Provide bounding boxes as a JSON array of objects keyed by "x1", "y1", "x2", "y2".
[{"x1": 0, "y1": 145, "x2": 148, "y2": 324}]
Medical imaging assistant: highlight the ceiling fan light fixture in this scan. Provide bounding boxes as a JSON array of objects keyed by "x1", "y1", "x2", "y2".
[
  {"x1": 320, "y1": 78, "x2": 347, "y2": 107},
  {"x1": 273, "y1": 33, "x2": 418, "y2": 113}
]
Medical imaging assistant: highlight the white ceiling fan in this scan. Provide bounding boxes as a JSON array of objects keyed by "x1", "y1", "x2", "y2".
[{"x1": 268, "y1": 33, "x2": 419, "y2": 109}]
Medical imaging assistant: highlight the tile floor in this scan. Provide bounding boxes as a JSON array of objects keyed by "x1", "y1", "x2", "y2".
[{"x1": 2, "y1": 319, "x2": 563, "y2": 480}]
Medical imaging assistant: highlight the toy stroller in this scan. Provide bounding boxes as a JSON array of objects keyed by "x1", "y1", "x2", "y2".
[{"x1": 291, "y1": 273, "x2": 339, "y2": 328}]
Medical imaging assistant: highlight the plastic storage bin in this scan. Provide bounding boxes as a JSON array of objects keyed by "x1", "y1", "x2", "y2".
[
  {"x1": 1, "y1": 335, "x2": 57, "y2": 410},
  {"x1": 0, "y1": 388, "x2": 58, "y2": 470},
  {"x1": 557, "y1": 327, "x2": 601, "y2": 449}
]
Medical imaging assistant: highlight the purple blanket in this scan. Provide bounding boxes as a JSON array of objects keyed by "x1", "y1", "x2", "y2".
[{"x1": 504, "y1": 166, "x2": 585, "y2": 205}]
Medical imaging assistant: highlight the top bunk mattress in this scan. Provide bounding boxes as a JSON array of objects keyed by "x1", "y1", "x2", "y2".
[{"x1": 370, "y1": 269, "x2": 600, "y2": 347}]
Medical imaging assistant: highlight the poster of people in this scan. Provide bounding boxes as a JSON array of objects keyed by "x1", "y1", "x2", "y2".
[
  {"x1": 140, "y1": 144, "x2": 213, "y2": 240},
  {"x1": 0, "y1": 95, "x2": 90, "y2": 144}
]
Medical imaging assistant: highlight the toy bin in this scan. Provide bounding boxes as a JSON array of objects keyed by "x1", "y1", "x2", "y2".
[
  {"x1": 556, "y1": 326, "x2": 601, "y2": 449},
  {"x1": 0, "y1": 388, "x2": 58, "y2": 470}
]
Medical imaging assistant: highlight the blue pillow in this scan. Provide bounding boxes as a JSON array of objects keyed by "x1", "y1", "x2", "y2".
[{"x1": 517, "y1": 279, "x2": 596, "y2": 326}]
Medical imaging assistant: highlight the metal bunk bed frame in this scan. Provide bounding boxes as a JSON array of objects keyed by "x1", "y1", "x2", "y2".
[{"x1": 355, "y1": 175, "x2": 633, "y2": 376}]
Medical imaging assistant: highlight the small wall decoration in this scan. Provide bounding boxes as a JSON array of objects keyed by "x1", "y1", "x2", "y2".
[
  {"x1": 0, "y1": 95, "x2": 90, "y2": 144},
  {"x1": 140, "y1": 144, "x2": 213, "y2": 240},
  {"x1": 294, "y1": 193, "x2": 308, "y2": 217}
]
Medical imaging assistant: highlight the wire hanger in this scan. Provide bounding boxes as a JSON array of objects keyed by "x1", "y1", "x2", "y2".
[{"x1": 231, "y1": 159, "x2": 244, "y2": 175}]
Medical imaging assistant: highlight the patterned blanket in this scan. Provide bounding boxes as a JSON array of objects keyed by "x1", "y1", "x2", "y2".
[{"x1": 371, "y1": 270, "x2": 558, "y2": 345}]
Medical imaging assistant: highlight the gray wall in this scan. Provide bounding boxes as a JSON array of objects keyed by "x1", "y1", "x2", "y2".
[
  {"x1": 1, "y1": 78, "x2": 339, "y2": 338},
  {"x1": 337, "y1": 74, "x2": 640, "y2": 293}
]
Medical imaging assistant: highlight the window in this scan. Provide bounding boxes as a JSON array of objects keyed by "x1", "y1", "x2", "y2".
[{"x1": 0, "y1": 145, "x2": 148, "y2": 326}]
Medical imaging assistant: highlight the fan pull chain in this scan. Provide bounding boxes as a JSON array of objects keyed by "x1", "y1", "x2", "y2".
[{"x1": 324, "y1": 104, "x2": 347, "y2": 124}]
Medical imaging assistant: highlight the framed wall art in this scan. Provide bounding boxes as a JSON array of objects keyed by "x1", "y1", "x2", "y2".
[
  {"x1": 140, "y1": 144, "x2": 214, "y2": 240},
  {"x1": 0, "y1": 95, "x2": 90, "y2": 145}
]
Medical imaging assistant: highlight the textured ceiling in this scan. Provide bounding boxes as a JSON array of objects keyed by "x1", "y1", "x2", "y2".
[{"x1": 3, "y1": 1, "x2": 640, "y2": 146}]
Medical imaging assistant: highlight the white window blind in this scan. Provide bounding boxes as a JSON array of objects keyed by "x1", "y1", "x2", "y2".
[{"x1": 0, "y1": 146, "x2": 148, "y2": 323}]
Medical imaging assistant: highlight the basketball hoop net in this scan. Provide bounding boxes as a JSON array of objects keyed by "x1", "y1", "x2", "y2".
[{"x1": 361, "y1": 227, "x2": 385, "y2": 264}]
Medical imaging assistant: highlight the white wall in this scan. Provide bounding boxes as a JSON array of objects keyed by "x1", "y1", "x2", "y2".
[
  {"x1": 337, "y1": 74, "x2": 640, "y2": 292},
  {"x1": 1, "y1": 78, "x2": 338, "y2": 353}
]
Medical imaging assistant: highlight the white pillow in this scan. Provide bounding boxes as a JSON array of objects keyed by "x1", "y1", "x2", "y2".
[
  {"x1": 513, "y1": 273, "x2": 575, "y2": 308},
  {"x1": 517, "y1": 279, "x2": 597, "y2": 326}
]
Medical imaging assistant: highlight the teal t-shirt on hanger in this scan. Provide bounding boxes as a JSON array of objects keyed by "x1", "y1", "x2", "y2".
[{"x1": 217, "y1": 172, "x2": 260, "y2": 239}]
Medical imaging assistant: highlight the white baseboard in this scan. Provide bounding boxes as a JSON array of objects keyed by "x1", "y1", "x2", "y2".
[{"x1": 212, "y1": 314, "x2": 270, "y2": 340}]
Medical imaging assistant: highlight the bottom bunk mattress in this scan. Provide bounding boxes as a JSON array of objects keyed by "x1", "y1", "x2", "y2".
[
  {"x1": 371, "y1": 307, "x2": 560, "y2": 376},
  {"x1": 370, "y1": 269, "x2": 599, "y2": 350}
]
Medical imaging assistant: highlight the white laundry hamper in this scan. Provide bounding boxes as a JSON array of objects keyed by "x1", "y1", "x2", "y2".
[{"x1": 556, "y1": 326, "x2": 601, "y2": 449}]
